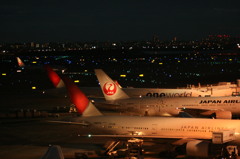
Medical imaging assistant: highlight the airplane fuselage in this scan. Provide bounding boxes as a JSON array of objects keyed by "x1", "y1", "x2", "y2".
[
  {"x1": 72, "y1": 116, "x2": 240, "y2": 143},
  {"x1": 100, "y1": 96, "x2": 240, "y2": 117}
]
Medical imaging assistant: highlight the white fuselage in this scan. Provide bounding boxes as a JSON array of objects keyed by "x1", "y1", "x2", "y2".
[
  {"x1": 44, "y1": 86, "x2": 239, "y2": 98},
  {"x1": 72, "y1": 116, "x2": 240, "y2": 142},
  {"x1": 100, "y1": 96, "x2": 240, "y2": 116}
]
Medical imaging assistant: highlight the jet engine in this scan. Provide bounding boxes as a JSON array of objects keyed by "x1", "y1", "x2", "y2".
[
  {"x1": 212, "y1": 111, "x2": 232, "y2": 119},
  {"x1": 186, "y1": 140, "x2": 210, "y2": 158}
]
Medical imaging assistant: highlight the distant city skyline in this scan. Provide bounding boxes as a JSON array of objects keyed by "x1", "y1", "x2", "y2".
[{"x1": 1, "y1": 0, "x2": 240, "y2": 42}]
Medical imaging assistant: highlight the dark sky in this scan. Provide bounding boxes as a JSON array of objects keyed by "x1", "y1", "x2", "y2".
[{"x1": 1, "y1": 0, "x2": 240, "y2": 42}]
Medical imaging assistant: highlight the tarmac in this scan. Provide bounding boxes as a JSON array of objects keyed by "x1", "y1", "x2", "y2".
[{"x1": 0, "y1": 117, "x2": 175, "y2": 159}]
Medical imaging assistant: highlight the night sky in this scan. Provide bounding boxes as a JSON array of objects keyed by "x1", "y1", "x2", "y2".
[{"x1": 1, "y1": 0, "x2": 240, "y2": 42}]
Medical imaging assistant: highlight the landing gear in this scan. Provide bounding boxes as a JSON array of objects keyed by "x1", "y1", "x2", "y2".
[{"x1": 104, "y1": 138, "x2": 144, "y2": 159}]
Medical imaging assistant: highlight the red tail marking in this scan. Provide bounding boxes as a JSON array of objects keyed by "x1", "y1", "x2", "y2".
[
  {"x1": 62, "y1": 77, "x2": 89, "y2": 114},
  {"x1": 44, "y1": 65, "x2": 61, "y2": 88},
  {"x1": 103, "y1": 82, "x2": 117, "y2": 95}
]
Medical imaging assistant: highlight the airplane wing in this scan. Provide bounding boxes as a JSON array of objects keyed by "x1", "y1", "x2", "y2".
[
  {"x1": 180, "y1": 108, "x2": 225, "y2": 118},
  {"x1": 81, "y1": 134, "x2": 211, "y2": 139},
  {"x1": 80, "y1": 134, "x2": 211, "y2": 142},
  {"x1": 47, "y1": 120, "x2": 89, "y2": 126},
  {"x1": 41, "y1": 145, "x2": 64, "y2": 159}
]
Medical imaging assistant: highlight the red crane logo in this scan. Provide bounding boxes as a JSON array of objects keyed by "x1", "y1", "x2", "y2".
[{"x1": 103, "y1": 82, "x2": 117, "y2": 95}]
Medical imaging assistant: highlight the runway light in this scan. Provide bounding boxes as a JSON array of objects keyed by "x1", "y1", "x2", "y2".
[
  {"x1": 120, "y1": 74, "x2": 126, "y2": 77},
  {"x1": 32, "y1": 61, "x2": 37, "y2": 64},
  {"x1": 159, "y1": 62, "x2": 163, "y2": 65},
  {"x1": 32, "y1": 86, "x2": 36, "y2": 90},
  {"x1": 2, "y1": 73, "x2": 7, "y2": 76},
  {"x1": 74, "y1": 80, "x2": 80, "y2": 83},
  {"x1": 139, "y1": 74, "x2": 144, "y2": 77},
  {"x1": 88, "y1": 134, "x2": 92, "y2": 138}
]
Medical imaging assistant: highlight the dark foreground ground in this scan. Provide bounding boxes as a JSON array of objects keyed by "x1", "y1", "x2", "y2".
[{"x1": 0, "y1": 118, "x2": 177, "y2": 159}]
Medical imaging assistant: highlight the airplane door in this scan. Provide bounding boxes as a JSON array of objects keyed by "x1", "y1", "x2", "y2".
[{"x1": 152, "y1": 124, "x2": 158, "y2": 134}]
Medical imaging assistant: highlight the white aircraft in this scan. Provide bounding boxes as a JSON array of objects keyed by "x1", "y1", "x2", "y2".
[
  {"x1": 95, "y1": 69, "x2": 240, "y2": 98},
  {"x1": 16, "y1": 56, "x2": 44, "y2": 71},
  {"x1": 94, "y1": 69, "x2": 240, "y2": 119},
  {"x1": 16, "y1": 57, "x2": 25, "y2": 68},
  {"x1": 51, "y1": 77, "x2": 240, "y2": 158},
  {"x1": 44, "y1": 65, "x2": 239, "y2": 99},
  {"x1": 16, "y1": 57, "x2": 66, "y2": 74}
]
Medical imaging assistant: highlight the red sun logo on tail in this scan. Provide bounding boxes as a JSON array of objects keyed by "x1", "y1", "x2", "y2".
[{"x1": 103, "y1": 82, "x2": 117, "y2": 95}]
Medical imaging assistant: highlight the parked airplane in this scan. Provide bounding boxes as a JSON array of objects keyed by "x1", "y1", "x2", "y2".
[
  {"x1": 16, "y1": 57, "x2": 66, "y2": 73},
  {"x1": 51, "y1": 77, "x2": 240, "y2": 158},
  {"x1": 16, "y1": 57, "x2": 25, "y2": 68},
  {"x1": 16, "y1": 56, "x2": 44, "y2": 71},
  {"x1": 44, "y1": 65, "x2": 240, "y2": 99},
  {"x1": 95, "y1": 69, "x2": 240, "y2": 98},
  {"x1": 95, "y1": 69, "x2": 240, "y2": 119}
]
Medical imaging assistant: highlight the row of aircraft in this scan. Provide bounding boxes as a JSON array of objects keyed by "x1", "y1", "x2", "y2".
[
  {"x1": 42, "y1": 64, "x2": 240, "y2": 158},
  {"x1": 45, "y1": 65, "x2": 240, "y2": 119},
  {"x1": 17, "y1": 56, "x2": 239, "y2": 99},
  {"x1": 15, "y1": 57, "x2": 240, "y2": 158}
]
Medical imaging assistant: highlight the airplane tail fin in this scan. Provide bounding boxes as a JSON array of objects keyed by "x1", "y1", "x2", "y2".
[
  {"x1": 16, "y1": 57, "x2": 25, "y2": 68},
  {"x1": 62, "y1": 77, "x2": 102, "y2": 116},
  {"x1": 113, "y1": 80, "x2": 122, "y2": 88},
  {"x1": 44, "y1": 64, "x2": 65, "y2": 88},
  {"x1": 94, "y1": 69, "x2": 129, "y2": 101}
]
